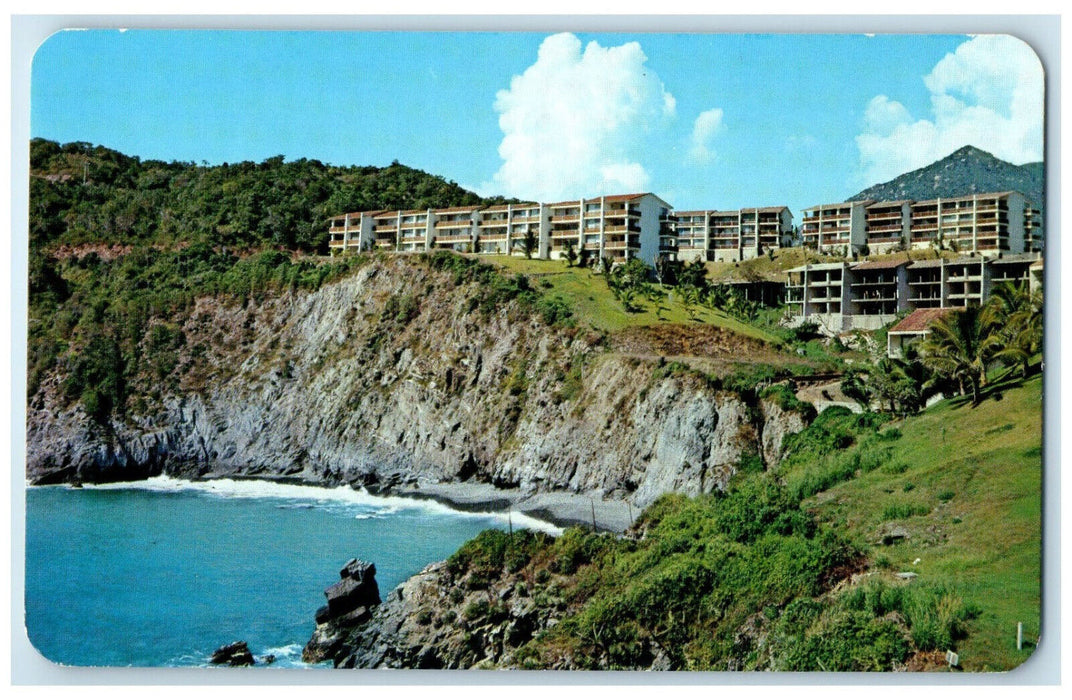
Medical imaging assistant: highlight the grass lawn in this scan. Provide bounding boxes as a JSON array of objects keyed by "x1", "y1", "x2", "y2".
[
  {"x1": 797, "y1": 375, "x2": 1043, "y2": 671},
  {"x1": 477, "y1": 254, "x2": 781, "y2": 342}
]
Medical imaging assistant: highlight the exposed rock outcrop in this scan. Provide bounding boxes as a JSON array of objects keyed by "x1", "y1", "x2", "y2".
[
  {"x1": 26, "y1": 255, "x2": 814, "y2": 516},
  {"x1": 304, "y1": 559, "x2": 381, "y2": 664},
  {"x1": 209, "y1": 641, "x2": 255, "y2": 667},
  {"x1": 304, "y1": 556, "x2": 568, "y2": 669}
]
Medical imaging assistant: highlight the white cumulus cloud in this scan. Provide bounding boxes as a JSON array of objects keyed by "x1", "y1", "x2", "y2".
[
  {"x1": 481, "y1": 33, "x2": 676, "y2": 201},
  {"x1": 688, "y1": 108, "x2": 725, "y2": 163},
  {"x1": 856, "y1": 34, "x2": 1044, "y2": 186}
]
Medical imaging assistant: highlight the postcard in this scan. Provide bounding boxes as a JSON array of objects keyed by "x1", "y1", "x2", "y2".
[{"x1": 20, "y1": 20, "x2": 1048, "y2": 676}]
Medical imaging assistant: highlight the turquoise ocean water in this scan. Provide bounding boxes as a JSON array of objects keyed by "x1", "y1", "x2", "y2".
[{"x1": 25, "y1": 476, "x2": 557, "y2": 668}]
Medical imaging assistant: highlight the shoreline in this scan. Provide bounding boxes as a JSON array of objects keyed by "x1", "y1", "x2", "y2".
[
  {"x1": 33, "y1": 472, "x2": 637, "y2": 534},
  {"x1": 381, "y1": 481, "x2": 637, "y2": 534}
]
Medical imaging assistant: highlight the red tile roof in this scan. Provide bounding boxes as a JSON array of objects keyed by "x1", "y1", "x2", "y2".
[
  {"x1": 481, "y1": 202, "x2": 539, "y2": 212},
  {"x1": 906, "y1": 258, "x2": 945, "y2": 268},
  {"x1": 435, "y1": 205, "x2": 483, "y2": 214},
  {"x1": 601, "y1": 192, "x2": 648, "y2": 203},
  {"x1": 888, "y1": 308, "x2": 953, "y2": 334}
]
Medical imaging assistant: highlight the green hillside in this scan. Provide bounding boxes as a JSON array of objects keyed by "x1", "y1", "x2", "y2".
[
  {"x1": 446, "y1": 375, "x2": 1042, "y2": 671},
  {"x1": 481, "y1": 255, "x2": 779, "y2": 341},
  {"x1": 786, "y1": 376, "x2": 1042, "y2": 670},
  {"x1": 29, "y1": 138, "x2": 506, "y2": 252}
]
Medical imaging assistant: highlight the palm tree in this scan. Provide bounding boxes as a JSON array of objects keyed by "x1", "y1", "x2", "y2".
[
  {"x1": 600, "y1": 255, "x2": 613, "y2": 277},
  {"x1": 681, "y1": 284, "x2": 701, "y2": 320},
  {"x1": 919, "y1": 305, "x2": 1002, "y2": 406},
  {"x1": 563, "y1": 241, "x2": 577, "y2": 268},
  {"x1": 981, "y1": 282, "x2": 1043, "y2": 378},
  {"x1": 523, "y1": 229, "x2": 537, "y2": 259}
]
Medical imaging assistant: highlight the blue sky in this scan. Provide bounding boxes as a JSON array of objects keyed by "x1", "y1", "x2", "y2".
[{"x1": 31, "y1": 29, "x2": 1044, "y2": 217}]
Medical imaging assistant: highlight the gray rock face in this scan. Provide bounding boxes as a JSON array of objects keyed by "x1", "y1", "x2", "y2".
[
  {"x1": 26, "y1": 256, "x2": 813, "y2": 514},
  {"x1": 758, "y1": 396, "x2": 810, "y2": 467},
  {"x1": 304, "y1": 559, "x2": 382, "y2": 664}
]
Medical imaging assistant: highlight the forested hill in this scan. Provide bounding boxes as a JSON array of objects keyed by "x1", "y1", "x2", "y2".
[
  {"x1": 29, "y1": 138, "x2": 507, "y2": 253},
  {"x1": 848, "y1": 145, "x2": 1044, "y2": 214}
]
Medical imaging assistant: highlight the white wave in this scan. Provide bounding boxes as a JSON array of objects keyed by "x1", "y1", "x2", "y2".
[
  {"x1": 260, "y1": 643, "x2": 302, "y2": 659},
  {"x1": 82, "y1": 475, "x2": 562, "y2": 534}
]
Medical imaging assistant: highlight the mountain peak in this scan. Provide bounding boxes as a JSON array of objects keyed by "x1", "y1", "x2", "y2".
[
  {"x1": 948, "y1": 144, "x2": 993, "y2": 159},
  {"x1": 849, "y1": 146, "x2": 1043, "y2": 213}
]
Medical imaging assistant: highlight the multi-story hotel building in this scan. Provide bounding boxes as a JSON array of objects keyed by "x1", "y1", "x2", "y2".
[
  {"x1": 801, "y1": 191, "x2": 1041, "y2": 257},
  {"x1": 864, "y1": 201, "x2": 912, "y2": 254},
  {"x1": 545, "y1": 193, "x2": 676, "y2": 265},
  {"x1": 786, "y1": 252, "x2": 1041, "y2": 333},
  {"x1": 675, "y1": 206, "x2": 794, "y2": 263},
  {"x1": 329, "y1": 193, "x2": 676, "y2": 266},
  {"x1": 800, "y1": 201, "x2": 869, "y2": 254}
]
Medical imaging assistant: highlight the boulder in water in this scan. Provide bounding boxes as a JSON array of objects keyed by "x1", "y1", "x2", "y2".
[
  {"x1": 303, "y1": 559, "x2": 381, "y2": 664},
  {"x1": 210, "y1": 640, "x2": 255, "y2": 666}
]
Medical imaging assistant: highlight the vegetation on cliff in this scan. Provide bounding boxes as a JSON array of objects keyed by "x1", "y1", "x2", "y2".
[
  {"x1": 29, "y1": 137, "x2": 512, "y2": 416},
  {"x1": 374, "y1": 375, "x2": 1038, "y2": 671}
]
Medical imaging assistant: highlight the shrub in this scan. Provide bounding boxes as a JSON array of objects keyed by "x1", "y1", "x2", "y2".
[
  {"x1": 463, "y1": 599, "x2": 490, "y2": 621},
  {"x1": 882, "y1": 502, "x2": 930, "y2": 520},
  {"x1": 549, "y1": 528, "x2": 608, "y2": 575},
  {"x1": 878, "y1": 427, "x2": 903, "y2": 441},
  {"x1": 760, "y1": 384, "x2": 817, "y2": 421},
  {"x1": 773, "y1": 607, "x2": 911, "y2": 671}
]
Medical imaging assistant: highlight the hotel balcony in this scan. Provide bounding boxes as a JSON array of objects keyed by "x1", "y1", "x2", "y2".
[
  {"x1": 603, "y1": 237, "x2": 641, "y2": 251},
  {"x1": 433, "y1": 233, "x2": 473, "y2": 243}
]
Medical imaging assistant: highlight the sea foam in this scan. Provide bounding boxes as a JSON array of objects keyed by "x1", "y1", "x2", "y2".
[{"x1": 82, "y1": 475, "x2": 562, "y2": 534}]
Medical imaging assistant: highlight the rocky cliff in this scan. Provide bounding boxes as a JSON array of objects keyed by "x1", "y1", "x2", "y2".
[{"x1": 26, "y1": 254, "x2": 811, "y2": 516}]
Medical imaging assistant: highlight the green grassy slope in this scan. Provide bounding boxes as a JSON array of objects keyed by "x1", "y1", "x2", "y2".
[
  {"x1": 442, "y1": 374, "x2": 1041, "y2": 671},
  {"x1": 479, "y1": 255, "x2": 781, "y2": 342},
  {"x1": 790, "y1": 376, "x2": 1042, "y2": 670}
]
